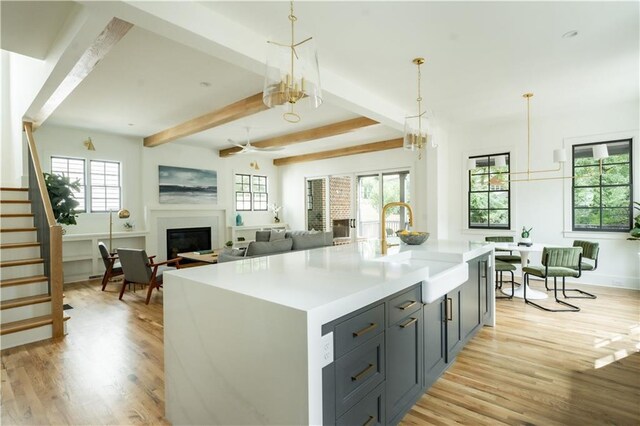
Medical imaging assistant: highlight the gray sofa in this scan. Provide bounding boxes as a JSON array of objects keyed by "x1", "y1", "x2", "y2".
[{"x1": 218, "y1": 230, "x2": 334, "y2": 263}]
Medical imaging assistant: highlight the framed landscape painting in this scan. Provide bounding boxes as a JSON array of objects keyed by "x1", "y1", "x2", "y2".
[{"x1": 159, "y1": 165, "x2": 217, "y2": 204}]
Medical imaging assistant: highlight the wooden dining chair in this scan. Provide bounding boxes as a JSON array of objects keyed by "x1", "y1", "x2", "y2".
[
  {"x1": 117, "y1": 248, "x2": 181, "y2": 304},
  {"x1": 98, "y1": 242, "x2": 123, "y2": 291},
  {"x1": 522, "y1": 247, "x2": 583, "y2": 312}
]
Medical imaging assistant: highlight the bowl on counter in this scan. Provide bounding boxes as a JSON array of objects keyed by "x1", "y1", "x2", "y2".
[{"x1": 396, "y1": 230, "x2": 430, "y2": 245}]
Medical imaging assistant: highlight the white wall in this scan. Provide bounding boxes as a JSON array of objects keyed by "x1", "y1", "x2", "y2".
[
  {"x1": 1, "y1": 51, "x2": 50, "y2": 187},
  {"x1": 35, "y1": 124, "x2": 145, "y2": 234},
  {"x1": 447, "y1": 100, "x2": 640, "y2": 289},
  {"x1": 141, "y1": 142, "x2": 280, "y2": 257},
  {"x1": 35, "y1": 124, "x2": 281, "y2": 258}
]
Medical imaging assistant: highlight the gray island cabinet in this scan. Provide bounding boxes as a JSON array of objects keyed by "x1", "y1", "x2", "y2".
[
  {"x1": 321, "y1": 252, "x2": 491, "y2": 425},
  {"x1": 163, "y1": 241, "x2": 493, "y2": 425}
]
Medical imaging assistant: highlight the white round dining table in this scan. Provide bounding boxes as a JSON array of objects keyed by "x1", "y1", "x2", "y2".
[{"x1": 492, "y1": 242, "x2": 554, "y2": 300}]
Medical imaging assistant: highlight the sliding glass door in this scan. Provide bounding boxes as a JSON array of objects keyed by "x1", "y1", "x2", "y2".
[
  {"x1": 306, "y1": 170, "x2": 410, "y2": 243},
  {"x1": 357, "y1": 171, "x2": 411, "y2": 239}
]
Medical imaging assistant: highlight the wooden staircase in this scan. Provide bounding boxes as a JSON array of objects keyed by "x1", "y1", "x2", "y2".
[{"x1": 0, "y1": 187, "x2": 68, "y2": 349}]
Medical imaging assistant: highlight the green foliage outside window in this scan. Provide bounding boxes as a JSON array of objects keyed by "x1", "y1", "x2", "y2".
[
  {"x1": 573, "y1": 140, "x2": 633, "y2": 231},
  {"x1": 469, "y1": 153, "x2": 510, "y2": 229}
]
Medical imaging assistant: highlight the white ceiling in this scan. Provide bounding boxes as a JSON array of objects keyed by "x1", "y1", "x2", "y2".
[
  {"x1": 3, "y1": 1, "x2": 638, "y2": 158},
  {"x1": 205, "y1": 1, "x2": 639, "y2": 124},
  {"x1": 1, "y1": 1, "x2": 75, "y2": 59}
]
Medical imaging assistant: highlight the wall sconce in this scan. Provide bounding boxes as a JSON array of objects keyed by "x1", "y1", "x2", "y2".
[
  {"x1": 83, "y1": 137, "x2": 95, "y2": 151},
  {"x1": 250, "y1": 161, "x2": 260, "y2": 170}
]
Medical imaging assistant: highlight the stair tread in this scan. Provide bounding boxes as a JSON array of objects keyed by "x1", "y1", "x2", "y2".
[
  {"x1": 0, "y1": 200, "x2": 30, "y2": 204},
  {"x1": 0, "y1": 258, "x2": 44, "y2": 268},
  {"x1": 0, "y1": 275, "x2": 49, "y2": 287},
  {"x1": 0, "y1": 188, "x2": 28, "y2": 191},
  {"x1": 0, "y1": 214, "x2": 34, "y2": 217},
  {"x1": 0, "y1": 242, "x2": 40, "y2": 249},
  {"x1": 0, "y1": 227, "x2": 37, "y2": 232},
  {"x1": 1, "y1": 294, "x2": 51, "y2": 310},
  {"x1": 0, "y1": 314, "x2": 53, "y2": 335}
]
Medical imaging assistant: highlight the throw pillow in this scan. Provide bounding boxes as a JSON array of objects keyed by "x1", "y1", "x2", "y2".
[{"x1": 269, "y1": 229, "x2": 286, "y2": 242}]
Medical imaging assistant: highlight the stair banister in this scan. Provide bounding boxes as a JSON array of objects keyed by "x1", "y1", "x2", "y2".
[{"x1": 23, "y1": 121, "x2": 64, "y2": 338}]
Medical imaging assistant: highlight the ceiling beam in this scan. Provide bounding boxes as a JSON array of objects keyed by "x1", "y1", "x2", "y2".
[
  {"x1": 273, "y1": 138, "x2": 404, "y2": 166},
  {"x1": 218, "y1": 117, "x2": 378, "y2": 157},
  {"x1": 143, "y1": 92, "x2": 266, "y2": 147},
  {"x1": 30, "y1": 17, "x2": 133, "y2": 127}
]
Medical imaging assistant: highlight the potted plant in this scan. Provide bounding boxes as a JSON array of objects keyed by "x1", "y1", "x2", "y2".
[
  {"x1": 630, "y1": 202, "x2": 640, "y2": 239},
  {"x1": 44, "y1": 173, "x2": 80, "y2": 227}
]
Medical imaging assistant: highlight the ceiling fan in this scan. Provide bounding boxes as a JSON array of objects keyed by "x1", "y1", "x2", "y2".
[{"x1": 227, "y1": 127, "x2": 284, "y2": 155}]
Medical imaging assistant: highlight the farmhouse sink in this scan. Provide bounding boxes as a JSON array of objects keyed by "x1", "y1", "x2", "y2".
[{"x1": 374, "y1": 250, "x2": 469, "y2": 303}]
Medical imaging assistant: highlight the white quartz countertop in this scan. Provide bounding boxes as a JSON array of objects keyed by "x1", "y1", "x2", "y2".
[{"x1": 166, "y1": 239, "x2": 493, "y2": 322}]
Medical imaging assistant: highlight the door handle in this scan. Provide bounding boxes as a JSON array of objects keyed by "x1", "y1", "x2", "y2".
[{"x1": 446, "y1": 297, "x2": 453, "y2": 321}]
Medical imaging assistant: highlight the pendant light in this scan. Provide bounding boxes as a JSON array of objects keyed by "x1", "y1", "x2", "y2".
[
  {"x1": 403, "y1": 57, "x2": 434, "y2": 160},
  {"x1": 263, "y1": 1, "x2": 322, "y2": 123},
  {"x1": 467, "y1": 93, "x2": 608, "y2": 182}
]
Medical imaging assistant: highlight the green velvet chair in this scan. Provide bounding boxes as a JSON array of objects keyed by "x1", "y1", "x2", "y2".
[
  {"x1": 495, "y1": 260, "x2": 517, "y2": 299},
  {"x1": 522, "y1": 247, "x2": 583, "y2": 312},
  {"x1": 565, "y1": 240, "x2": 599, "y2": 299},
  {"x1": 485, "y1": 236, "x2": 521, "y2": 264}
]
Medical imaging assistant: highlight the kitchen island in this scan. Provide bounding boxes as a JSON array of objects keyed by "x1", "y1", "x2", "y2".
[{"x1": 164, "y1": 239, "x2": 494, "y2": 425}]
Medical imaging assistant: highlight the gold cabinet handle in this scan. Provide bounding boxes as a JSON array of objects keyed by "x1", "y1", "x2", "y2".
[
  {"x1": 353, "y1": 322, "x2": 377, "y2": 337},
  {"x1": 363, "y1": 415, "x2": 375, "y2": 426},
  {"x1": 351, "y1": 363, "x2": 374, "y2": 382},
  {"x1": 399, "y1": 300, "x2": 417, "y2": 310},
  {"x1": 400, "y1": 317, "x2": 418, "y2": 328},
  {"x1": 446, "y1": 297, "x2": 453, "y2": 321}
]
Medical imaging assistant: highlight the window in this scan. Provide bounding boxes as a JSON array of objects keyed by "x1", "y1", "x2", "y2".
[
  {"x1": 51, "y1": 156, "x2": 86, "y2": 212},
  {"x1": 90, "y1": 160, "x2": 121, "y2": 212},
  {"x1": 307, "y1": 180, "x2": 313, "y2": 210},
  {"x1": 235, "y1": 174, "x2": 251, "y2": 211},
  {"x1": 468, "y1": 153, "x2": 511, "y2": 229},
  {"x1": 252, "y1": 175, "x2": 268, "y2": 211},
  {"x1": 572, "y1": 139, "x2": 633, "y2": 232}
]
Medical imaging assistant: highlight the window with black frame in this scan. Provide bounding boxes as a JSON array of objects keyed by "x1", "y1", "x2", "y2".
[
  {"x1": 235, "y1": 174, "x2": 251, "y2": 211},
  {"x1": 307, "y1": 180, "x2": 313, "y2": 210},
  {"x1": 572, "y1": 139, "x2": 633, "y2": 231},
  {"x1": 468, "y1": 153, "x2": 511, "y2": 229},
  {"x1": 252, "y1": 175, "x2": 268, "y2": 211}
]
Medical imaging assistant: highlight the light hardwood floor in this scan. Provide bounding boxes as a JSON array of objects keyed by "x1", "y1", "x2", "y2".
[{"x1": 1, "y1": 279, "x2": 639, "y2": 425}]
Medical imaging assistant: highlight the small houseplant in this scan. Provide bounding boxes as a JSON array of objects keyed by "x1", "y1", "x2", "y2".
[
  {"x1": 269, "y1": 203, "x2": 282, "y2": 223},
  {"x1": 44, "y1": 173, "x2": 80, "y2": 226},
  {"x1": 630, "y1": 202, "x2": 640, "y2": 239}
]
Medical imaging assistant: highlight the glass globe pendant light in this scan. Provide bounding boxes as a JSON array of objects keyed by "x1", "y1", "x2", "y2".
[{"x1": 403, "y1": 57, "x2": 434, "y2": 159}]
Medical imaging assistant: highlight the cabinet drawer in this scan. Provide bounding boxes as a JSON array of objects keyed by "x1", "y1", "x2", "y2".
[
  {"x1": 388, "y1": 285, "x2": 421, "y2": 325},
  {"x1": 337, "y1": 382, "x2": 385, "y2": 426},
  {"x1": 335, "y1": 303, "x2": 384, "y2": 358},
  {"x1": 335, "y1": 333, "x2": 385, "y2": 417}
]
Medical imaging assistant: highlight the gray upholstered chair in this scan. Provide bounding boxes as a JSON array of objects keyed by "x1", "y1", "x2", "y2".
[
  {"x1": 522, "y1": 247, "x2": 583, "y2": 312},
  {"x1": 495, "y1": 260, "x2": 516, "y2": 299},
  {"x1": 98, "y1": 242, "x2": 123, "y2": 291},
  {"x1": 485, "y1": 236, "x2": 522, "y2": 264},
  {"x1": 117, "y1": 248, "x2": 181, "y2": 304}
]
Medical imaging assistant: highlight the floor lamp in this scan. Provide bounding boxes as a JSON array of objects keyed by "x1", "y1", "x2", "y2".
[{"x1": 109, "y1": 209, "x2": 130, "y2": 253}]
